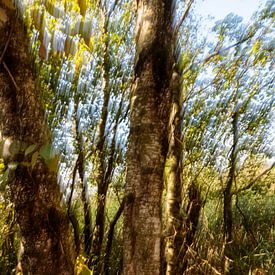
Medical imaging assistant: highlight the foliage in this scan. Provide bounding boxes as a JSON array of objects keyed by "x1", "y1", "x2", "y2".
[{"x1": 0, "y1": 0, "x2": 274, "y2": 273}]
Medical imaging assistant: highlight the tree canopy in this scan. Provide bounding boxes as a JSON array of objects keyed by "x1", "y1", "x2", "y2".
[{"x1": 0, "y1": 0, "x2": 274, "y2": 274}]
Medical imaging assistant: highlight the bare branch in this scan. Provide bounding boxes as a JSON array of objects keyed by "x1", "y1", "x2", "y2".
[
  {"x1": 175, "y1": 0, "x2": 194, "y2": 36},
  {"x1": 232, "y1": 162, "x2": 275, "y2": 195},
  {"x1": 3, "y1": 62, "x2": 20, "y2": 91}
]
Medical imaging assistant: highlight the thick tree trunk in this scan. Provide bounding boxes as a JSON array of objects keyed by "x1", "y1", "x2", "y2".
[
  {"x1": 123, "y1": 0, "x2": 174, "y2": 274},
  {"x1": 0, "y1": 3, "x2": 75, "y2": 274}
]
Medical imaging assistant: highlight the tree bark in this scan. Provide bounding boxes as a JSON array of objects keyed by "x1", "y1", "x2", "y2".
[
  {"x1": 0, "y1": 3, "x2": 75, "y2": 274},
  {"x1": 223, "y1": 111, "x2": 238, "y2": 274},
  {"x1": 179, "y1": 182, "x2": 202, "y2": 273},
  {"x1": 103, "y1": 196, "x2": 126, "y2": 275},
  {"x1": 123, "y1": 0, "x2": 174, "y2": 274},
  {"x1": 74, "y1": 98, "x2": 92, "y2": 256},
  {"x1": 164, "y1": 68, "x2": 184, "y2": 275},
  {"x1": 90, "y1": 18, "x2": 111, "y2": 271}
]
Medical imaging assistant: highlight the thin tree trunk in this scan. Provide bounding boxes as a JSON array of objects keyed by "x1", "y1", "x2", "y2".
[
  {"x1": 123, "y1": 0, "x2": 174, "y2": 273},
  {"x1": 103, "y1": 196, "x2": 126, "y2": 275},
  {"x1": 223, "y1": 111, "x2": 238, "y2": 274},
  {"x1": 90, "y1": 18, "x2": 111, "y2": 271},
  {"x1": 164, "y1": 68, "x2": 184, "y2": 275},
  {"x1": 179, "y1": 182, "x2": 202, "y2": 273},
  {"x1": 74, "y1": 98, "x2": 92, "y2": 255},
  {"x1": 0, "y1": 4, "x2": 75, "y2": 274}
]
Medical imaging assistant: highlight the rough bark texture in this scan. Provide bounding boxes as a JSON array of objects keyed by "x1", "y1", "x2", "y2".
[
  {"x1": 123, "y1": 0, "x2": 174, "y2": 274},
  {"x1": 0, "y1": 3, "x2": 75, "y2": 274}
]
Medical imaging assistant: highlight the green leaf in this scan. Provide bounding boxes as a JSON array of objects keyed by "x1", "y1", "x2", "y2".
[
  {"x1": 31, "y1": 151, "x2": 39, "y2": 169},
  {"x1": 39, "y1": 144, "x2": 52, "y2": 161},
  {"x1": 25, "y1": 144, "x2": 37, "y2": 156}
]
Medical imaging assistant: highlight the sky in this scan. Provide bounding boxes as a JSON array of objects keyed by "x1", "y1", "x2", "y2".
[
  {"x1": 194, "y1": 0, "x2": 275, "y2": 162},
  {"x1": 195, "y1": 0, "x2": 266, "y2": 21}
]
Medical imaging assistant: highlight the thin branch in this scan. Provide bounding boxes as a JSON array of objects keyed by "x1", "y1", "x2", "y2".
[
  {"x1": 102, "y1": 197, "x2": 125, "y2": 273},
  {"x1": 0, "y1": 25, "x2": 19, "y2": 91},
  {"x1": 67, "y1": 156, "x2": 79, "y2": 213},
  {"x1": 108, "y1": 0, "x2": 119, "y2": 16},
  {"x1": 235, "y1": 195, "x2": 258, "y2": 246},
  {"x1": 175, "y1": 0, "x2": 194, "y2": 36},
  {"x1": 0, "y1": 24, "x2": 13, "y2": 64},
  {"x1": 3, "y1": 62, "x2": 20, "y2": 91},
  {"x1": 232, "y1": 162, "x2": 275, "y2": 195},
  {"x1": 204, "y1": 33, "x2": 254, "y2": 64}
]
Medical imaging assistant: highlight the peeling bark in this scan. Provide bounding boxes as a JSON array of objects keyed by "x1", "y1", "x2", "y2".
[{"x1": 0, "y1": 3, "x2": 75, "y2": 274}]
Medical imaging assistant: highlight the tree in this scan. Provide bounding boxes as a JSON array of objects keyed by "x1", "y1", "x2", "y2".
[
  {"x1": 123, "y1": 0, "x2": 175, "y2": 273},
  {"x1": 0, "y1": 2, "x2": 75, "y2": 273}
]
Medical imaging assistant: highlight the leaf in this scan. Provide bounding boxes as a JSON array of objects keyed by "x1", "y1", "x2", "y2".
[
  {"x1": 39, "y1": 144, "x2": 52, "y2": 161},
  {"x1": 31, "y1": 151, "x2": 39, "y2": 169},
  {"x1": 47, "y1": 155, "x2": 59, "y2": 173},
  {"x1": 25, "y1": 144, "x2": 37, "y2": 156}
]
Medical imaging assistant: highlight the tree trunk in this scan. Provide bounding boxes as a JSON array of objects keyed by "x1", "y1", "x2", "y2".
[
  {"x1": 164, "y1": 68, "x2": 184, "y2": 275},
  {"x1": 90, "y1": 18, "x2": 111, "y2": 271},
  {"x1": 74, "y1": 98, "x2": 92, "y2": 256},
  {"x1": 123, "y1": 0, "x2": 174, "y2": 274},
  {"x1": 0, "y1": 3, "x2": 75, "y2": 274},
  {"x1": 180, "y1": 182, "x2": 202, "y2": 273},
  {"x1": 103, "y1": 196, "x2": 126, "y2": 275},
  {"x1": 223, "y1": 111, "x2": 238, "y2": 274}
]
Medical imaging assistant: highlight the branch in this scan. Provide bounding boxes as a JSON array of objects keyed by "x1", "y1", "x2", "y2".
[
  {"x1": 67, "y1": 156, "x2": 79, "y2": 213},
  {"x1": 204, "y1": 33, "x2": 254, "y2": 64},
  {"x1": 3, "y1": 62, "x2": 20, "y2": 91},
  {"x1": 232, "y1": 162, "x2": 275, "y2": 195},
  {"x1": 102, "y1": 196, "x2": 126, "y2": 273},
  {"x1": 0, "y1": 24, "x2": 19, "y2": 91},
  {"x1": 174, "y1": 0, "x2": 194, "y2": 36},
  {"x1": 0, "y1": 25, "x2": 13, "y2": 63},
  {"x1": 66, "y1": 156, "x2": 81, "y2": 253}
]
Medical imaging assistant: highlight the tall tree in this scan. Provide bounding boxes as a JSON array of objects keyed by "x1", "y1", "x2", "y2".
[
  {"x1": 0, "y1": 2, "x2": 75, "y2": 274},
  {"x1": 123, "y1": 0, "x2": 174, "y2": 273}
]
